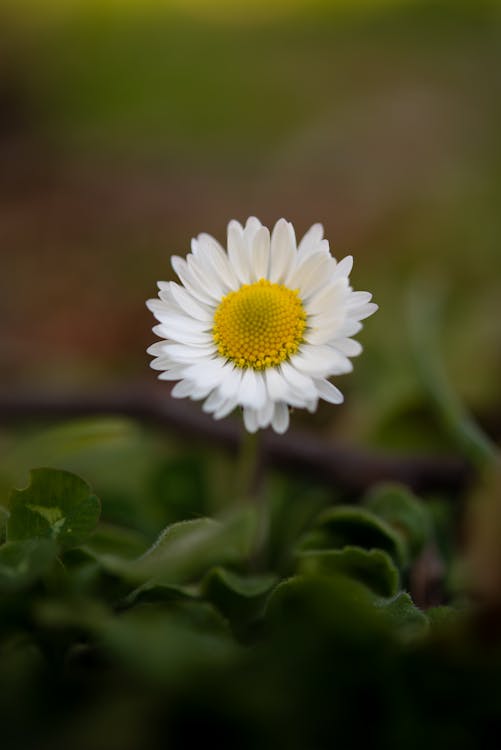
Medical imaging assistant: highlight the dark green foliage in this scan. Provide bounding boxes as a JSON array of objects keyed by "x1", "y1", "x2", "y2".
[
  {"x1": 0, "y1": 461, "x2": 499, "y2": 750},
  {"x1": 297, "y1": 546, "x2": 399, "y2": 597},
  {"x1": 202, "y1": 567, "x2": 278, "y2": 638},
  {"x1": 0, "y1": 539, "x2": 58, "y2": 593},
  {"x1": 7, "y1": 468, "x2": 100, "y2": 549},
  {"x1": 365, "y1": 483, "x2": 432, "y2": 559},
  {"x1": 298, "y1": 505, "x2": 408, "y2": 566}
]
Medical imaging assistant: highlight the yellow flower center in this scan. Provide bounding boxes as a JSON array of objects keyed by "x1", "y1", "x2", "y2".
[{"x1": 213, "y1": 279, "x2": 306, "y2": 370}]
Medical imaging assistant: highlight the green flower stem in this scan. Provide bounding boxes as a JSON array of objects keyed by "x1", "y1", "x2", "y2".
[
  {"x1": 234, "y1": 429, "x2": 263, "y2": 501},
  {"x1": 234, "y1": 427, "x2": 269, "y2": 570}
]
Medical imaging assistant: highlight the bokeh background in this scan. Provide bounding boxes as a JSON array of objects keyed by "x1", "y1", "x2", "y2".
[
  {"x1": 1, "y1": 0, "x2": 500, "y2": 451},
  {"x1": 1, "y1": 5, "x2": 501, "y2": 747}
]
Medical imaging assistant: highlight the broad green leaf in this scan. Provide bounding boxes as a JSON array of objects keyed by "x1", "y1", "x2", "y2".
[
  {"x1": 131, "y1": 509, "x2": 257, "y2": 584},
  {"x1": 365, "y1": 483, "x2": 432, "y2": 557},
  {"x1": 297, "y1": 546, "x2": 399, "y2": 598},
  {"x1": 265, "y1": 574, "x2": 385, "y2": 641},
  {"x1": 298, "y1": 505, "x2": 407, "y2": 567},
  {"x1": 85, "y1": 522, "x2": 148, "y2": 559},
  {"x1": 84, "y1": 507, "x2": 258, "y2": 585},
  {"x1": 121, "y1": 582, "x2": 200, "y2": 608},
  {"x1": 7, "y1": 468, "x2": 101, "y2": 549},
  {"x1": 375, "y1": 592, "x2": 428, "y2": 638},
  {"x1": 0, "y1": 418, "x2": 136, "y2": 508},
  {"x1": 100, "y1": 602, "x2": 238, "y2": 683},
  {"x1": 0, "y1": 539, "x2": 58, "y2": 592},
  {"x1": 202, "y1": 567, "x2": 277, "y2": 631}
]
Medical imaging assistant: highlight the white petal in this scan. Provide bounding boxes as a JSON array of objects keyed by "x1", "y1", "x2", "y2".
[
  {"x1": 169, "y1": 282, "x2": 213, "y2": 322},
  {"x1": 263, "y1": 367, "x2": 307, "y2": 408},
  {"x1": 269, "y1": 219, "x2": 296, "y2": 283},
  {"x1": 170, "y1": 256, "x2": 215, "y2": 305},
  {"x1": 323, "y1": 350, "x2": 353, "y2": 374},
  {"x1": 305, "y1": 398, "x2": 318, "y2": 413},
  {"x1": 349, "y1": 302, "x2": 378, "y2": 320},
  {"x1": 286, "y1": 251, "x2": 332, "y2": 297},
  {"x1": 304, "y1": 318, "x2": 345, "y2": 346},
  {"x1": 213, "y1": 398, "x2": 239, "y2": 420},
  {"x1": 332, "y1": 255, "x2": 353, "y2": 280},
  {"x1": 347, "y1": 291, "x2": 373, "y2": 307},
  {"x1": 163, "y1": 343, "x2": 217, "y2": 362},
  {"x1": 153, "y1": 316, "x2": 211, "y2": 339},
  {"x1": 298, "y1": 223, "x2": 324, "y2": 258},
  {"x1": 243, "y1": 216, "x2": 262, "y2": 245},
  {"x1": 243, "y1": 407, "x2": 259, "y2": 434},
  {"x1": 157, "y1": 281, "x2": 175, "y2": 299},
  {"x1": 290, "y1": 345, "x2": 349, "y2": 376},
  {"x1": 271, "y1": 402, "x2": 290, "y2": 434},
  {"x1": 227, "y1": 220, "x2": 251, "y2": 284},
  {"x1": 202, "y1": 389, "x2": 226, "y2": 413},
  {"x1": 249, "y1": 226, "x2": 270, "y2": 281},
  {"x1": 157, "y1": 367, "x2": 187, "y2": 380},
  {"x1": 257, "y1": 399, "x2": 274, "y2": 428},
  {"x1": 197, "y1": 233, "x2": 239, "y2": 291},
  {"x1": 183, "y1": 358, "x2": 226, "y2": 388},
  {"x1": 190, "y1": 383, "x2": 215, "y2": 400},
  {"x1": 334, "y1": 338, "x2": 362, "y2": 357},
  {"x1": 219, "y1": 366, "x2": 243, "y2": 400},
  {"x1": 157, "y1": 329, "x2": 212, "y2": 346},
  {"x1": 171, "y1": 380, "x2": 196, "y2": 399},
  {"x1": 152, "y1": 324, "x2": 213, "y2": 348},
  {"x1": 147, "y1": 341, "x2": 167, "y2": 356},
  {"x1": 338, "y1": 319, "x2": 363, "y2": 337},
  {"x1": 306, "y1": 279, "x2": 348, "y2": 317},
  {"x1": 239, "y1": 369, "x2": 267, "y2": 410},
  {"x1": 157, "y1": 291, "x2": 178, "y2": 311},
  {"x1": 150, "y1": 356, "x2": 175, "y2": 371},
  {"x1": 314, "y1": 378, "x2": 344, "y2": 404},
  {"x1": 186, "y1": 255, "x2": 224, "y2": 302},
  {"x1": 264, "y1": 367, "x2": 289, "y2": 401},
  {"x1": 280, "y1": 361, "x2": 317, "y2": 400}
]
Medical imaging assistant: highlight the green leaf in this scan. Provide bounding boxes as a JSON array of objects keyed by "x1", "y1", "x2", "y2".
[
  {"x1": 100, "y1": 602, "x2": 238, "y2": 683},
  {"x1": 375, "y1": 592, "x2": 428, "y2": 638},
  {"x1": 365, "y1": 483, "x2": 432, "y2": 558},
  {"x1": 84, "y1": 522, "x2": 148, "y2": 559},
  {"x1": 202, "y1": 567, "x2": 277, "y2": 631},
  {"x1": 298, "y1": 505, "x2": 407, "y2": 567},
  {"x1": 120, "y1": 582, "x2": 200, "y2": 609},
  {"x1": 297, "y1": 546, "x2": 399, "y2": 598},
  {"x1": 132, "y1": 508, "x2": 257, "y2": 584},
  {"x1": 265, "y1": 574, "x2": 384, "y2": 641},
  {"x1": 84, "y1": 507, "x2": 258, "y2": 586},
  {"x1": 0, "y1": 539, "x2": 58, "y2": 592},
  {"x1": 7, "y1": 468, "x2": 101, "y2": 549}
]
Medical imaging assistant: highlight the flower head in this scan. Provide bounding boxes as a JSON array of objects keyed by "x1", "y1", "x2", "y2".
[{"x1": 147, "y1": 218, "x2": 377, "y2": 434}]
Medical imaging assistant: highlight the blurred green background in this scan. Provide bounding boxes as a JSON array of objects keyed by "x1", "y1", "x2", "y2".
[
  {"x1": 1, "y1": 5, "x2": 501, "y2": 748},
  {"x1": 1, "y1": 0, "x2": 500, "y2": 449}
]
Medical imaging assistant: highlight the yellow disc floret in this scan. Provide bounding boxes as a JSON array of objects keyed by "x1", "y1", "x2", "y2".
[{"x1": 213, "y1": 278, "x2": 306, "y2": 370}]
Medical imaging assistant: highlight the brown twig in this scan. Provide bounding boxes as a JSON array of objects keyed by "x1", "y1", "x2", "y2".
[{"x1": 0, "y1": 386, "x2": 471, "y2": 495}]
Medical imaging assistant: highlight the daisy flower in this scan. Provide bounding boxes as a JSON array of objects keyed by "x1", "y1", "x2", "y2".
[{"x1": 147, "y1": 218, "x2": 377, "y2": 434}]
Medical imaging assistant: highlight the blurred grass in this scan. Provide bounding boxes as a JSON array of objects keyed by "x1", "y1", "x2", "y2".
[{"x1": 0, "y1": 0, "x2": 500, "y2": 450}]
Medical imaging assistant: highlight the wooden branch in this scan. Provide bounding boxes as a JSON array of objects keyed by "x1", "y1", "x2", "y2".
[{"x1": 0, "y1": 387, "x2": 471, "y2": 495}]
